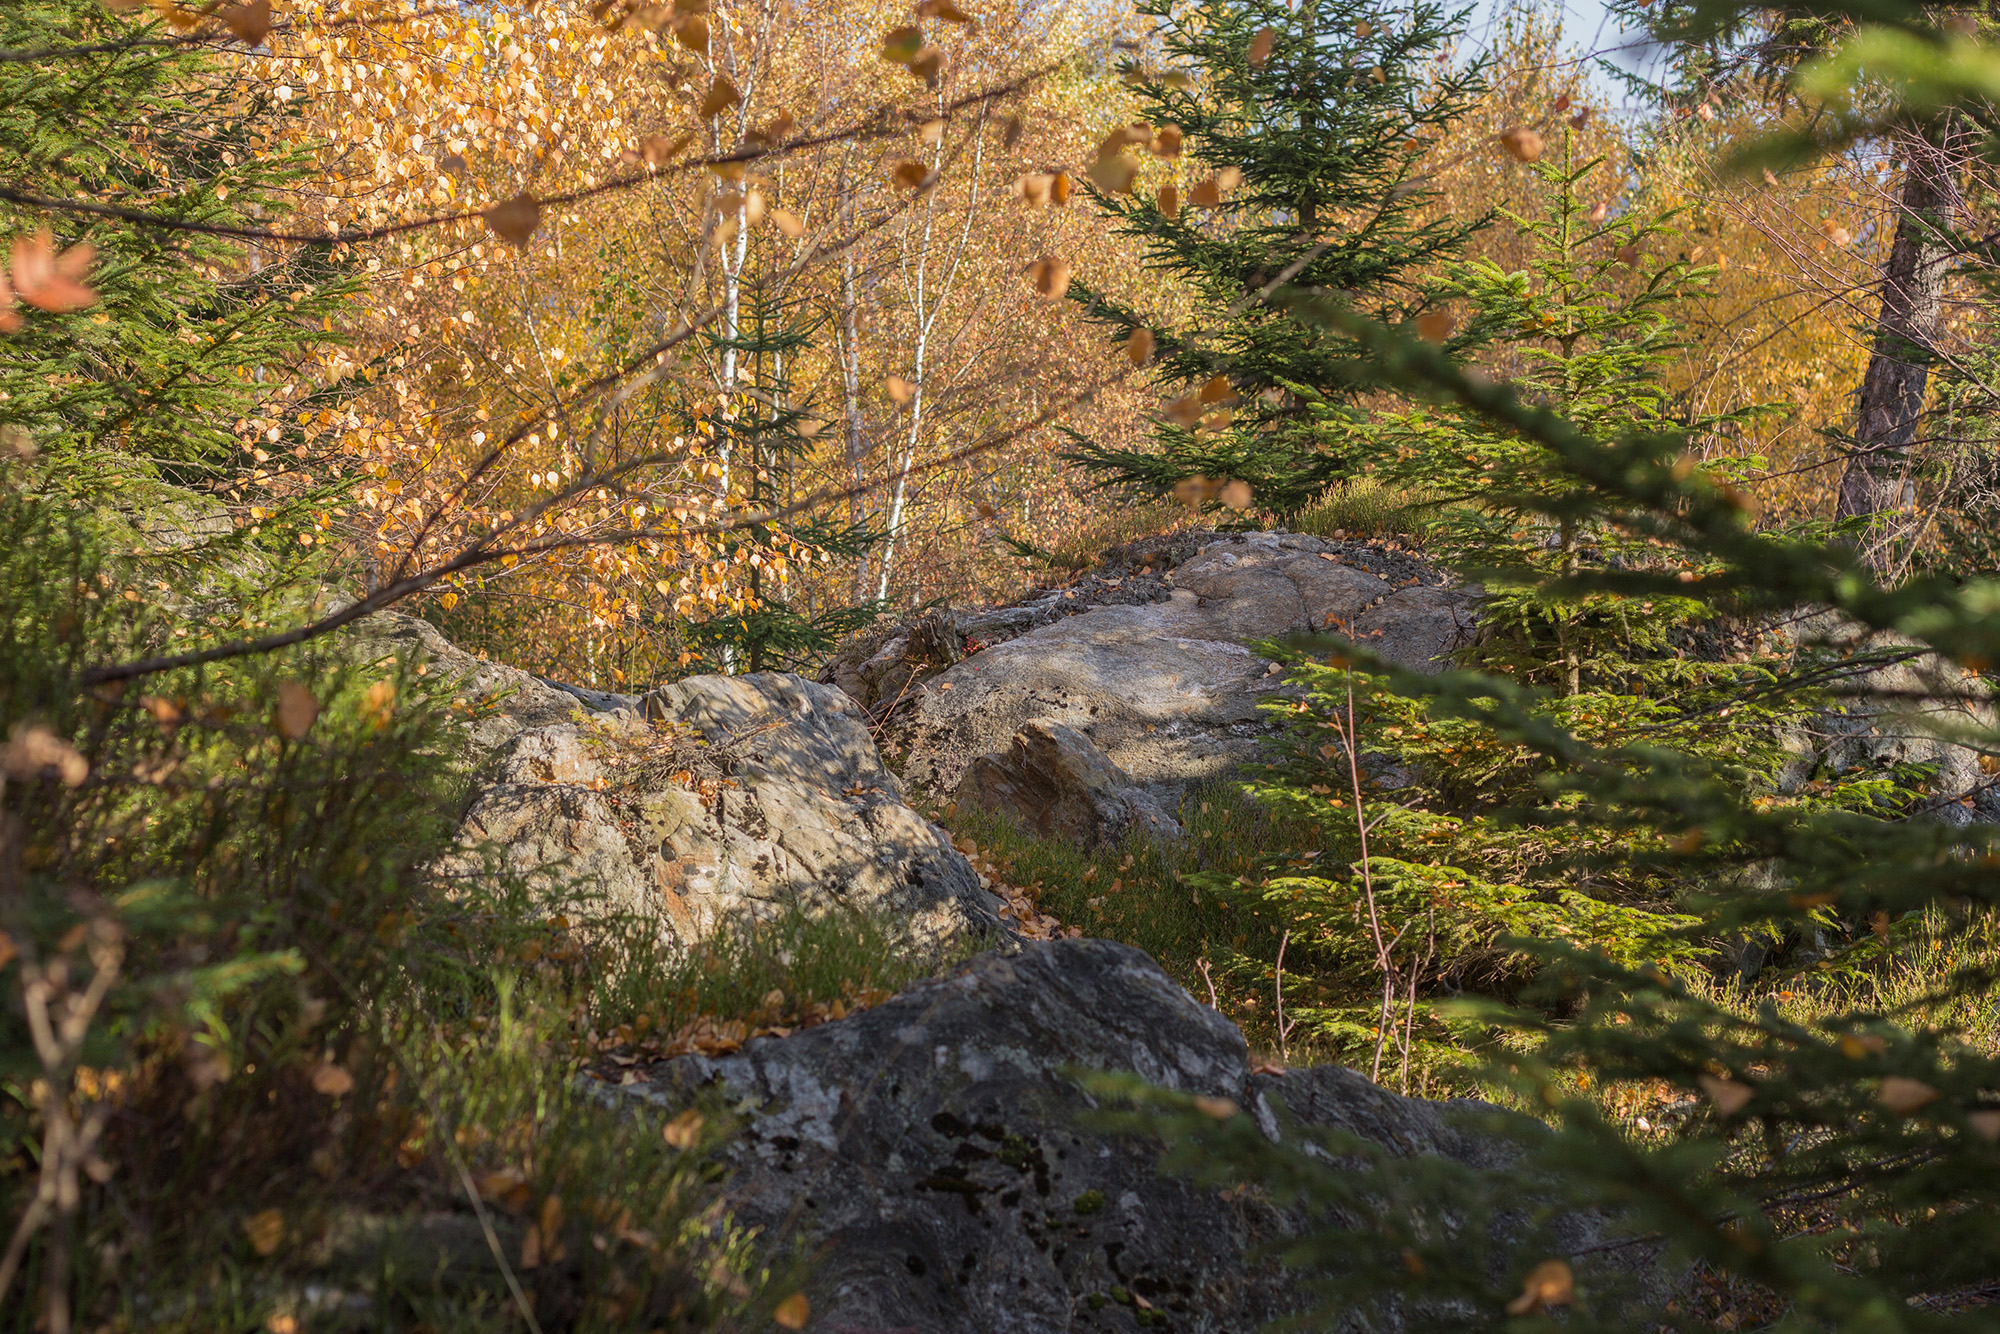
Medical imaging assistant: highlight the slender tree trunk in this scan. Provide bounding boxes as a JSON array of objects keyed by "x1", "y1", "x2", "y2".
[
  {"x1": 1836, "y1": 120, "x2": 1964, "y2": 566},
  {"x1": 837, "y1": 168, "x2": 873, "y2": 604},
  {"x1": 873, "y1": 104, "x2": 986, "y2": 602}
]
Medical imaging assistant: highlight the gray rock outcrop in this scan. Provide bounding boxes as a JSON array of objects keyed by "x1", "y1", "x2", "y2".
[
  {"x1": 602, "y1": 938, "x2": 1661, "y2": 1333},
  {"x1": 1775, "y1": 612, "x2": 2000, "y2": 824},
  {"x1": 955, "y1": 719, "x2": 1181, "y2": 848},
  {"x1": 848, "y1": 532, "x2": 1476, "y2": 810},
  {"x1": 360, "y1": 615, "x2": 1003, "y2": 949}
]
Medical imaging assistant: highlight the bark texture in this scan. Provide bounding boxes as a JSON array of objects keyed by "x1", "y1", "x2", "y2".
[{"x1": 1836, "y1": 122, "x2": 1965, "y2": 563}]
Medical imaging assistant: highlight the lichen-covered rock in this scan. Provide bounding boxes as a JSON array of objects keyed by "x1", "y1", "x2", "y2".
[
  {"x1": 357, "y1": 615, "x2": 1002, "y2": 949},
  {"x1": 870, "y1": 533, "x2": 1475, "y2": 806},
  {"x1": 455, "y1": 673, "x2": 1003, "y2": 948},
  {"x1": 600, "y1": 939, "x2": 1661, "y2": 1333}
]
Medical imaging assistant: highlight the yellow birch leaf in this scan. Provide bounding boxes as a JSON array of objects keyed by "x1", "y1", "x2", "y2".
[
  {"x1": 880, "y1": 25, "x2": 922, "y2": 63},
  {"x1": 1697, "y1": 1074, "x2": 1754, "y2": 1115}
]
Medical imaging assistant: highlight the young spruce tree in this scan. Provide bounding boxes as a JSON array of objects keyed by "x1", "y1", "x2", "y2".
[
  {"x1": 683, "y1": 292, "x2": 887, "y2": 674},
  {"x1": 1114, "y1": 61, "x2": 2000, "y2": 1326},
  {"x1": 1066, "y1": 0, "x2": 1486, "y2": 516},
  {"x1": 0, "y1": 0, "x2": 358, "y2": 492}
]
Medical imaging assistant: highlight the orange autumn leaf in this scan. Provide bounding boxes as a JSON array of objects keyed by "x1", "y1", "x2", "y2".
[
  {"x1": 1878, "y1": 1076, "x2": 1941, "y2": 1116},
  {"x1": 1025, "y1": 256, "x2": 1071, "y2": 298},
  {"x1": 1415, "y1": 310, "x2": 1455, "y2": 342},
  {"x1": 243, "y1": 1208, "x2": 286, "y2": 1257},
  {"x1": 274, "y1": 681, "x2": 320, "y2": 740},
  {"x1": 1505, "y1": 1259, "x2": 1574, "y2": 1316},
  {"x1": 663, "y1": 1108, "x2": 706, "y2": 1150},
  {"x1": 310, "y1": 1062, "x2": 355, "y2": 1096},
  {"x1": 11, "y1": 229, "x2": 97, "y2": 314},
  {"x1": 1125, "y1": 327, "x2": 1155, "y2": 367}
]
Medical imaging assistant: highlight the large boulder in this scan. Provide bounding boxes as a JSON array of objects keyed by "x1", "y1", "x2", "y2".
[
  {"x1": 360, "y1": 615, "x2": 1004, "y2": 949},
  {"x1": 955, "y1": 719, "x2": 1183, "y2": 848},
  {"x1": 860, "y1": 532, "x2": 1475, "y2": 807},
  {"x1": 1777, "y1": 613, "x2": 2000, "y2": 825},
  {"x1": 600, "y1": 939, "x2": 1660, "y2": 1333}
]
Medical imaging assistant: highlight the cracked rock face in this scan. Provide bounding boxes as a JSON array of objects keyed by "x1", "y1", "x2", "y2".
[
  {"x1": 360, "y1": 615, "x2": 1003, "y2": 949},
  {"x1": 601, "y1": 939, "x2": 1662, "y2": 1333},
  {"x1": 874, "y1": 533, "x2": 1478, "y2": 805}
]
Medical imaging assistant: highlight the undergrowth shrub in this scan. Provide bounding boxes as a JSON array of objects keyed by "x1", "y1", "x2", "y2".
[{"x1": 0, "y1": 465, "x2": 773, "y2": 1331}]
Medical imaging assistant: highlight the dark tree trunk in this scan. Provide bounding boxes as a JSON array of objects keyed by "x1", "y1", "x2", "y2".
[{"x1": 1836, "y1": 121, "x2": 1964, "y2": 566}]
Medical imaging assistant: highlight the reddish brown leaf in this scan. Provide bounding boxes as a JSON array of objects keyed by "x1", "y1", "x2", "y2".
[
  {"x1": 222, "y1": 0, "x2": 272, "y2": 46},
  {"x1": 1497, "y1": 126, "x2": 1543, "y2": 162},
  {"x1": 916, "y1": 0, "x2": 974, "y2": 22},
  {"x1": 698, "y1": 75, "x2": 741, "y2": 119},
  {"x1": 484, "y1": 193, "x2": 542, "y2": 245}
]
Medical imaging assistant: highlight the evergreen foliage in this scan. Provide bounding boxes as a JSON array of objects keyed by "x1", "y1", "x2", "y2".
[
  {"x1": 0, "y1": 0, "x2": 359, "y2": 487},
  {"x1": 1127, "y1": 133, "x2": 2000, "y2": 1329},
  {"x1": 1065, "y1": 0, "x2": 1488, "y2": 516},
  {"x1": 682, "y1": 293, "x2": 888, "y2": 674}
]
